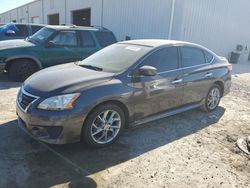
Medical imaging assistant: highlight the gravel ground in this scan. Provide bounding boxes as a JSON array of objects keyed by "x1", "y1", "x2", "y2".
[{"x1": 0, "y1": 69, "x2": 249, "y2": 188}]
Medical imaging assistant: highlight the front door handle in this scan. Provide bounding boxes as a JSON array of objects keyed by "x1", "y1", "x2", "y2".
[
  {"x1": 205, "y1": 72, "x2": 213, "y2": 78},
  {"x1": 172, "y1": 78, "x2": 183, "y2": 84}
]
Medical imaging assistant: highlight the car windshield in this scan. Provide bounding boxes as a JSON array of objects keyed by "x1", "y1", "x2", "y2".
[
  {"x1": 78, "y1": 43, "x2": 152, "y2": 73},
  {"x1": 29, "y1": 27, "x2": 55, "y2": 44}
]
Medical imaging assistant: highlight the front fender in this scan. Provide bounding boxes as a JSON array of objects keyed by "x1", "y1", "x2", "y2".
[{"x1": 74, "y1": 79, "x2": 135, "y2": 124}]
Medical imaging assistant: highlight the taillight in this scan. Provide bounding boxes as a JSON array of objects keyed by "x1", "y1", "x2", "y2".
[{"x1": 227, "y1": 64, "x2": 232, "y2": 72}]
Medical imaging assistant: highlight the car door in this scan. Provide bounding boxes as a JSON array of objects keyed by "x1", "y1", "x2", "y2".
[
  {"x1": 180, "y1": 46, "x2": 215, "y2": 105},
  {"x1": 75, "y1": 30, "x2": 100, "y2": 60},
  {"x1": 42, "y1": 30, "x2": 82, "y2": 67},
  {"x1": 132, "y1": 46, "x2": 184, "y2": 119}
]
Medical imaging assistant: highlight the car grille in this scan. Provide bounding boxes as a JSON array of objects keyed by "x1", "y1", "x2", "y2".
[{"x1": 18, "y1": 88, "x2": 39, "y2": 111}]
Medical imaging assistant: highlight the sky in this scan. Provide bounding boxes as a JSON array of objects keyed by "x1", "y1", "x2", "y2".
[{"x1": 0, "y1": 0, "x2": 35, "y2": 13}]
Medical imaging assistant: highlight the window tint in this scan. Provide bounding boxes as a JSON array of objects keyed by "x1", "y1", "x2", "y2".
[
  {"x1": 31, "y1": 26, "x2": 43, "y2": 35},
  {"x1": 141, "y1": 47, "x2": 178, "y2": 72},
  {"x1": 181, "y1": 47, "x2": 206, "y2": 67},
  {"x1": 15, "y1": 25, "x2": 28, "y2": 36},
  {"x1": 95, "y1": 31, "x2": 117, "y2": 47},
  {"x1": 80, "y1": 31, "x2": 95, "y2": 47},
  {"x1": 51, "y1": 31, "x2": 78, "y2": 47},
  {"x1": 204, "y1": 50, "x2": 214, "y2": 63}
]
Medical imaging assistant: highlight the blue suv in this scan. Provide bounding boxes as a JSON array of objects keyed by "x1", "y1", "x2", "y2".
[{"x1": 0, "y1": 23, "x2": 44, "y2": 41}]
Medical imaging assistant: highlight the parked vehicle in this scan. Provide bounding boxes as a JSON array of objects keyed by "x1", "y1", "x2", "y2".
[
  {"x1": 16, "y1": 40, "x2": 232, "y2": 147},
  {"x1": 0, "y1": 25, "x2": 117, "y2": 81},
  {"x1": 0, "y1": 23, "x2": 44, "y2": 41}
]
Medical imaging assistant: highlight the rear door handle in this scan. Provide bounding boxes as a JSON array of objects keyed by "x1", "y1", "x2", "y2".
[
  {"x1": 205, "y1": 73, "x2": 213, "y2": 78},
  {"x1": 172, "y1": 78, "x2": 183, "y2": 84}
]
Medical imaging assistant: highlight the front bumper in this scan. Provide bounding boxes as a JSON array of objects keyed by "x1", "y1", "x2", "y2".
[{"x1": 16, "y1": 100, "x2": 85, "y2": 144}]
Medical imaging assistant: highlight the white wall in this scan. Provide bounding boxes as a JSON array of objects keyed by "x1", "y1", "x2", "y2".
[
  {"x1": 28, "y1": 0, "x2": 43, "y2": 23},
  {"x1": 102, "y1": 0, "x2": 172, "y2": 41},
  {"x1": 177, "y1": 0, "x2": 250, "y2": 61},
  {"x1": 43, "y1": 0, "x2": 66, "y2": 24},
  {"x1": 1, "y1": 0, "x2": 250, "y2": 61},
  {"x1": 17, "y1": 6, "x2": 29, "y2": 23},
  {"x1": 9, "y1": 9, "x2": 18, "y2": 22}
]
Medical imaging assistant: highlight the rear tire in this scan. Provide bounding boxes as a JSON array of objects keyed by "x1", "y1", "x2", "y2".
[
  {"x1": 9, "y1": 60, "x2": 39, "y2": 82},
  {"x1": 82, "y1": 103, "x2": 125, "y2": 148},
  {"x1": 200, "y1": 84, "x2": 222, "y2": 112}
]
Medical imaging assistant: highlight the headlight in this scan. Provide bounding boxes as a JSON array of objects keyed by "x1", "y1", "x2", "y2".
[{"x1": 37, "y1": 93, "x2": 80, "y2": 110}]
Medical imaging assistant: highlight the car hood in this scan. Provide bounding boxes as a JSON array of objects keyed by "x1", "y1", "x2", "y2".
[
  {"x1": 0, "y1": 39, "x2": 35, "y2": 50},
  {"x1": 24, "y1": 63, "x2": 115, "y2": 97}
]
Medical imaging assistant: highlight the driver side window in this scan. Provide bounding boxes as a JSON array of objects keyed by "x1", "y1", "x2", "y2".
[
  {"x1": 140, "y1": 47, "x2": 179, "y2": 73},
  {"x1": 51, "y1": 31, "x2": 78, "y2": 47}
]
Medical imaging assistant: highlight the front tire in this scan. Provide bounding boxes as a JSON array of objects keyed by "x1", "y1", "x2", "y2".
[
  {"x1": 82, "y1": 103, "x2": 125, "y2": 148},
  {"x1": 201, "y1": 84, "x2": 222, "y2": 112},
  {"x1": 9, "y1": 60, "x2": 39, "y2": 82}
]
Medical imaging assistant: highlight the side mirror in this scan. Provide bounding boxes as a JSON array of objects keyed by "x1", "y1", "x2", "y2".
[
  {"x1": 139, "y1": 65, "x2": 157, "y2": 76},
  {"x1": 46, "y1": 41, "x2": 56, "y2": 48},
  {"x1": 5, "y1": 30, "x2": 16, "y2": 36}
]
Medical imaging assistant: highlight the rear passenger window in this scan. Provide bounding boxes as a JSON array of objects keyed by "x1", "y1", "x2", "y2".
[
  {"x1": 204, "y1": 50, "x2": 214, "y2": 63},
  {"x1": 31, "y1": 26, "x2": 43, "y2": 35},
  {"x1": 95, "y1": 31, "x2": 117, "y2": 47},
  {"x1": 141, "y1": 47, "x2": 178, "y2": 72},
  {"x1": 181, "y1": 47, "x2": 206, "y2": 67},
  {"x1": 15, "y1": 25, "x2": 28, "y2": 37},
  {"x1": 80, "y1": 31, "x2": 95, "y2": 47}
]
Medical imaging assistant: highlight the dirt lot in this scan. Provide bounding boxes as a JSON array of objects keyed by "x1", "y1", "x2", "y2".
[{"x1": 0, "y1": 66, "x2": 250, "y2": 188}]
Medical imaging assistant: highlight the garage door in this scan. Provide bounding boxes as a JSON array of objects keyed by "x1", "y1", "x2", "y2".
[
  {"x1": 48, "y1": 14, "x2": 59, "y2": 25},
  {"x1": 72, "y1": 8, "x2": 91, "y2": 26}
]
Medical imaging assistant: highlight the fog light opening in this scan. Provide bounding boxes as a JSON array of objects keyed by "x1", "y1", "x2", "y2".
[{"x1": 31, "y1": 126, "x2": 48, "y2": 138}]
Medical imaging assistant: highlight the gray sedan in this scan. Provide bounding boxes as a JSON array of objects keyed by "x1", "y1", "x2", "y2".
[{"x1": 16, "y1": 40, "x2": 232, "y2": 147}]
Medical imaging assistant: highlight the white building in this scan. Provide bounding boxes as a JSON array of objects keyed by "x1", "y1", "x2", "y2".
[{"x1": 0, "y1": 0, "x2": 250, "y2": 62}]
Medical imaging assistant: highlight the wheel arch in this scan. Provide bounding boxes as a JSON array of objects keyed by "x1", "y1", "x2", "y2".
[
  {"x1": 83, "y1": 99, "x2": 130, "y2": 128},
  {"x1": 5, "y1": 56, "x2": 42, "y2": 71},
  {"x1": 214, "y1": 80, "x2": 224, "y2": 96}
]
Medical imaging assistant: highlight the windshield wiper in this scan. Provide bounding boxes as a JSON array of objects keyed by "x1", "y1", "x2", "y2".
[{"x1": 78, "y1": 64, "x2": 103, "y2": 71}]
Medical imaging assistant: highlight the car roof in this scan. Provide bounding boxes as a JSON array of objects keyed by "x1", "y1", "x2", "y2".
[
  {"x1": 3, "y1": 23, "x2": 45, "y2": 27},
  {"x1": 119, "y1": 39, "x2": 217, "y2": 55},
  {"x1": 45, "y1": 25, "x2": 110, "y2": 32},
  {"x1": 119, "y1": 39, "x2": 202, "y2": 48}
]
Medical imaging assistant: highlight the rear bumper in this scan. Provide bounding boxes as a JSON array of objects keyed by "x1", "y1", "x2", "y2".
[{"x1": 16, "y1": 101, "x2": 85, "y2": 144}]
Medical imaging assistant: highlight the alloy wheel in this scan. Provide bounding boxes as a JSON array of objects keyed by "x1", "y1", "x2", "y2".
[
  {"x1": 90, "y1": 110, "x2": 121, "y2": 144},
  {"x1": 207, "y1": 87, "x2": 221, "y2": 110}
]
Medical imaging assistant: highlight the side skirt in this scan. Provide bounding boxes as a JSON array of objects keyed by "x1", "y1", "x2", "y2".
[{"x1": 130, "y1": 102, "x2": 203, "y2": 127}]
